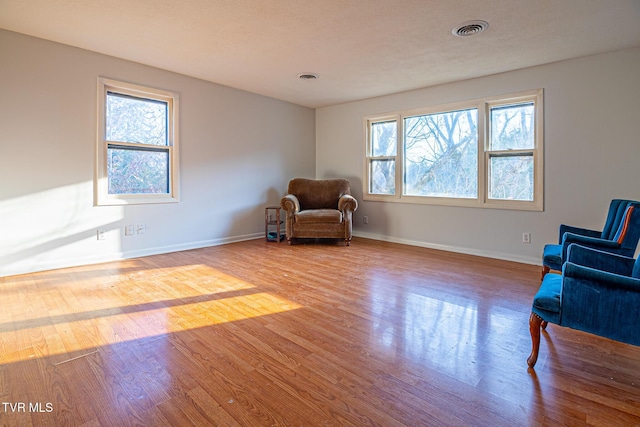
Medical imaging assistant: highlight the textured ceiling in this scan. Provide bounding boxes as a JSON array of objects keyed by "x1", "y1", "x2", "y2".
[{"x1": 1, "y1": 0, "x2": 639, "y2": 108}]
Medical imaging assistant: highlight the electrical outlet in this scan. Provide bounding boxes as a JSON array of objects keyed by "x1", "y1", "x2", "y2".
[
  {"x1": 522, "y1": 232, "x2": 531, "y2": 244},
  {"x1": 125, "y1": 225, "x2": 134, "y2": 236},
  {"x1": 363, "y1": 215, "x2": 369, "y2": 224},
  {"x1": 97, "y1": 229, "x2": 106, "y2": 240}
]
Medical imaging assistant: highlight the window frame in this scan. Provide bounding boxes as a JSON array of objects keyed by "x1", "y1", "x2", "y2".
[
  {"x1": 365, "y1": 116, "x2": 400, "y2": 195},
  {"x1": 95, "y1": 77, "x2": 180, "y2": 206},
  {"x1": 363, "y1": 89, "x2": 543, "y2": 211}
]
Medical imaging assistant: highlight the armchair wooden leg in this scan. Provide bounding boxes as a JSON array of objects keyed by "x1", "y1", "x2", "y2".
[
  {"x1": 345, "y1": 238, "x2": 351, "y2": 246},
  {"x1": 541, "y1": 265, "x2": 550, "y2": 280},
  {"x1": 527, "y1": 312, "x2": 543, "y2": 368}
]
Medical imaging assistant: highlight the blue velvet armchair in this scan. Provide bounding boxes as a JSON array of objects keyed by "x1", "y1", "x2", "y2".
[
  {"x1": 541, "y1": 199, "x2": 640, "y2": 279},
  {"x1": 528, "y1": 244, "x2": 640, "y2": 368}
]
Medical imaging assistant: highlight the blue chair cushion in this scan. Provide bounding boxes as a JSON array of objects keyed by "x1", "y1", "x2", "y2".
[
  {"x1": 543, "y1": 244, "x2": 562, "y2": 271},
  {"x1": 533, "y1": 274, "x2": 562, "y2": 313},
  {"x1": 532, "y1": 273, "x2": 562, "y2": 324}
]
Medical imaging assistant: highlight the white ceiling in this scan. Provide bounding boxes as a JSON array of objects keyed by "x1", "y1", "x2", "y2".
[{"x1": 1, "y1": 0, "x2": 640, "y2": 108}]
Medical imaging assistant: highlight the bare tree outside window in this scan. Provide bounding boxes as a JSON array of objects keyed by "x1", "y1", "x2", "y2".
[
  {"x1": 488, "y1": 103, "x2": 535, "y2": 201},
  {"x1": 106, "y1": 93, "x2": 170, "y2": 195},
  {"x1": 404, "y1": 109, "x2": 478, "y2": 198},
  {"x1": 95, "y1": 78, "x2": 179, "y2": 206},
  {"x1": 369, "y1": 120, "x2": 396, "y2": 195},
  {"x1": 364, "y1": 89, "x2": 543, "y2": 211}
]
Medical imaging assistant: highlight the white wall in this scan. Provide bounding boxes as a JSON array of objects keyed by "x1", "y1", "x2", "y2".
[
  {"x1": 0, "y1": 30, "x2": 316, "y2": 276},
  {"x1": 316, "y1": 48, "x2": 640, "y2": 265},
  {"x1": 3, "y1": 30, "x2": 638, "y2": 276}
]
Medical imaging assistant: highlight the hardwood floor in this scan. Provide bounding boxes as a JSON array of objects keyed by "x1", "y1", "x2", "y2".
[{"x1": 1, "y1": 237, "x2": 639, "y2": 426}]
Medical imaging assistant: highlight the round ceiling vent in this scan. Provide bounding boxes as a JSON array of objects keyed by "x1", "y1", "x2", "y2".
[
  {"x1": 298, "y1": 73, "x2": 319, "y2": 80},
  {"x1": 452, "y1": 20, "x2": 489, "y2": 37}
]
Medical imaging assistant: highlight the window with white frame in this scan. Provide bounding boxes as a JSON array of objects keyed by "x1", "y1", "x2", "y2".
[
  {"x1": 95, "y1": 78, "x2": 179, "y2": 205},
  {"x1": 364, "y1": 89, "x2": 543, "y2": 211}
]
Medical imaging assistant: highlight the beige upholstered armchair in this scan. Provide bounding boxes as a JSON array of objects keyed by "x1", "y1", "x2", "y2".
[{"x1": 280, "y1": 178, "x2": 358, "y2": 245}]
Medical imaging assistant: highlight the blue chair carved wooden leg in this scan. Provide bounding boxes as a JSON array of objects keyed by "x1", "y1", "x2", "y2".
[{"x1": 528, "y1": 312, "x2": 544, "y2": 368}]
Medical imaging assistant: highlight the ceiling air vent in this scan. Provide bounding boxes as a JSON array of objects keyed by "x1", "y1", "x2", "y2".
[
  {"x1": 298, "y1": 73, "x2": 319, "y2": 80},
  {"x1": 452, "y1": 20, "x2": 489, "y2": 37}
]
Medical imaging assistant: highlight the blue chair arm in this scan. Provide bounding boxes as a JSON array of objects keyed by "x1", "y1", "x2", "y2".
[
  {"x1": 560, "y1": 262, "x2": 640, "y2": 344},
  {"x1": 558, "y1": 224, "x2": 601, "y2": 243},
  {"x1": 566, "y1": 244, "x2": 635, "y2": 276},
  {"x1": 563, "y1": 262, "x2": 640, "y2": 292},
  {"x1": 560, "y1": 233, "x2": 621, "y2": 262}
]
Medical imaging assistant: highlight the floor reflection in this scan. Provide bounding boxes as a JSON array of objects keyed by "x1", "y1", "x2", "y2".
[{"x1": 368, "y1": 272, "x2": 524, "y2": 386}]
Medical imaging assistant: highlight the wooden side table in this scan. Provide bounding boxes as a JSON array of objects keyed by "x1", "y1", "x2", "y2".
[{"x1": 265, "y1": 206, "x2": 284, "y2": 242}]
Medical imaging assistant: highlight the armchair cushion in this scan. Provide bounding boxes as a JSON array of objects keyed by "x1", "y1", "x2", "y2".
[
  {"x1": 531, "y1": 273, "x2": 562, "y2": 324},
  {"x1": 296, "y1": 209, "x2": 343, "y2": 224}
]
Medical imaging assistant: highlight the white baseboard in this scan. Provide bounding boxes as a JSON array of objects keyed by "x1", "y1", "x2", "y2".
[
  {"x1": 0, "y1": 232, "x2": 263, "y2": 278},
  {"x1": 352, "y1": 231, "x2": 540, "y2": 266},
  {"x1": 120, "y1": 232, "x2": 264, "y2": 261},
  {"x1": 2, "y1": 230, "x2": 540, "y2": 278}
]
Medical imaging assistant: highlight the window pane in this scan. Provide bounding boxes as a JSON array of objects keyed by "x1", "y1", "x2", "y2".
[
  {"x1": 371, "y1": 121, "x2": 397, "y2": 156},
  {"x1": 489, "y1": 155, "x2": 533, "y2": 201},
  {"x1": 370, "y1": 159, "x2": 395, "y2": 195},
  {"x1": 106, "y1": 92, "x2": 168, "y2": 146},
  {"x1": 404, "y1": 109, "x2": 478, "y2": 198},
  {"x1": 108, "y1": 147, "x2": 169, "y2": 194},
  {"x1": 490, "y1": 103, "x2": 534, "y2": 150}
]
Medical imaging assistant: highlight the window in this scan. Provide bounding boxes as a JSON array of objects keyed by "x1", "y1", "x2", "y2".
[
  {"x1": 95, "y1": 78, "x2": 179, "y2": 205},
  {"x1": 368, "y1": 119, "x2": 397, "y2": 195},
  {"x1": 364, "y1": 89, "x2": 543, "y2": 210}
]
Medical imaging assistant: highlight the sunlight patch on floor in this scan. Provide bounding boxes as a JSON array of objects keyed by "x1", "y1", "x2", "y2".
[{"x1": 0, "y1": 264, "x2": 303, "y2": 364}]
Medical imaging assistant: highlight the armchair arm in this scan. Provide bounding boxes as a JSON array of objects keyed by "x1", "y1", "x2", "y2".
[
  {"x1": 338, "y1": 194, "x2": 358, "y2": 214},
  {"x1": 566, "y1": 244, "x2": 636, "y2": 276},
  {"x1": 564, "y1": 262, "x2": 640, "y2": 293},
  {"x1": 280, "y1": 194, "x2": 300, "y2": 216},
  {"x1": 560, "y1": 232, "x2": 621, "y2": 263},
  {"x1": 558, "y1": 224, "x2": 601, "y2": 243},
  {"x1": 561, "y1": 262, "x2": 640, "y2": 344}
]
